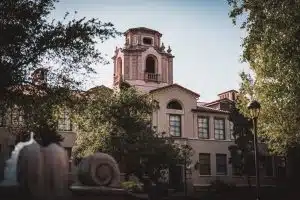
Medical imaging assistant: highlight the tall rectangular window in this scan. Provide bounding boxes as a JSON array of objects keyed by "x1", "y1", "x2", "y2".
[
  {"x1": 169, "y1": 114, "x2": 181, "y2": 137},
  {"x1": 199, "y1": 153, "x2": 211, "y2": 175},
  {"x1": 229, "y1": 122, "x2": 234, "y2": 140},
  {"x1": 214, "y1": 118, "x2": 225, "y2": 140},
  {"x1": 198, "y1": 116, "x2": 209, "y2": 139},
  {"x1": 264, "y1": 156, "x2": 274, "y2": 177},
  {"x1": 216, "y1": 154, "x2": 227, "y2": 175},
  {"x1": 58, "y1": 110, "x2": 72, "y2": 131}
]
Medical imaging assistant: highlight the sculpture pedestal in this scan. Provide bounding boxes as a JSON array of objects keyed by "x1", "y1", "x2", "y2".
[
  {"x1": 70, "y1": 184, "x2": 148, "y2": 200},
  {"x1": 0, "y1": 184, "x2": 148, "y2": 200}
]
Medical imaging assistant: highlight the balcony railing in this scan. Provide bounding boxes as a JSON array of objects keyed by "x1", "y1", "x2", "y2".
[{"x1": 144, "y1": 72, "x2": 161, "y2": 82}]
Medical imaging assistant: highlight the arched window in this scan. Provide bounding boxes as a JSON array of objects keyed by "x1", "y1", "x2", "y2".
[
  {"x1": 167, "y1": 100, "x2": 182, "y2": 110},
  {"x1": 145, "y1": 56, "x2": 156, "y2": 74},
  {"x1": 117, "y1": 57, "x2": 122, "y2": 76}
]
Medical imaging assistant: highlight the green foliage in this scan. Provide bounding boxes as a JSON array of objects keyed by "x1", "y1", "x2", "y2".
[
  {"x1": 72, "y1": 86, "x2": 193, "y2": 183},
  {"x1": 228, "y1": 102, "x2": 254, "y2": 179},
  {"x1": 227, "y1": 0, "x2": 300, "y2": 154},
  {"x1": 0, "y1": 0, "x2": 120, "y2": 143},
  {"x1": 121, "y1": 181, "x2": 143, "y2": 193}
]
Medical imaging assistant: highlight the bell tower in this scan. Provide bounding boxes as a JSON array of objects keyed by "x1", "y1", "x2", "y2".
[{"x1": 112, "y1": 27, "x2": 174, "y2": 92}]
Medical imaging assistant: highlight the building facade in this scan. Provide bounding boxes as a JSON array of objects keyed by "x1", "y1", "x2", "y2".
[
  {"x1": 111, "y1": 27, "x2": 286, "y2": 190},
  {"x1": 0, "y1": 27, "x2": 286, "y2": 189}
]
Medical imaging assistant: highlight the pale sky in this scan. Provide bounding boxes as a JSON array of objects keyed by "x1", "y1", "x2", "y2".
[{"x1": 51, "y1": 0, "x2": 248, "y2": 102}]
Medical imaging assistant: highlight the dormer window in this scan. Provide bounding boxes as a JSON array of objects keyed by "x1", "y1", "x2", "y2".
[{"x1": 143, "y1": 37, "x2": 153, "y2": 45}]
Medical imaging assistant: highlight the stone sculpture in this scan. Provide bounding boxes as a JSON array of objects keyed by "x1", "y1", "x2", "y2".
[{"x1": 77, "y1": 152, "x2": 121, "y2": 188}]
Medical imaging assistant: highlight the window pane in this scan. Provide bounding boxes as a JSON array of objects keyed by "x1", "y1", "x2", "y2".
[
  {"x1": 198, "y1": 117, "x2": 209, "y2": 139},
  {"x1": 58, "y1": 110, "x2": 72, "y2": 131},
  {"x1": 169, "y1": 114, "x2": 181, "y2": 137},
  {"x1": 214, "y1": 119, "x2": 225, "y2": 140},
  {"x1": 216, "y1": 154, "x2": 227, "y2": 175},
  {"x1": 265, "y1": 156, "x2": 273, "y2": 176},
  {"x1": 199, "y1": 153, "x2": 211, "y2": 175}
]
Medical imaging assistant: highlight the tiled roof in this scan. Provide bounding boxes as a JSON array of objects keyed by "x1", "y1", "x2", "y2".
[
  {"x1": 217, "y1": 89, "x2": 238, "y2": 96},
  {"x1": 150, "y1": 83, "x2": 200, "y2": 97},
  {"x1": 204, "y1": 98, "x2": 233, "y2": 106},
  {"x1": 124, "y1": 27, "x2": 162, "y2": 36},
  {"x1": 192, "y1": 106, "x2": 229, "y2": 114}
]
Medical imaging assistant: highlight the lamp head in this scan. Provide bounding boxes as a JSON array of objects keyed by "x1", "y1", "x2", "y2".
[{"x1": 247, "y1": 100, "x2": 261, "y2": 118}]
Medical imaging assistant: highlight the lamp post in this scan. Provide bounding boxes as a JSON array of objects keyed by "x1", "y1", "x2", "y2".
[{"x1": 247, "y1": 100, "x2": 261, "y2": 200}]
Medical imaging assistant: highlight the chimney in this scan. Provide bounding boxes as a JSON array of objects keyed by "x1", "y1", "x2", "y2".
[{"x1": 218, "y1": 90, "x2": 238, "y2": 101}]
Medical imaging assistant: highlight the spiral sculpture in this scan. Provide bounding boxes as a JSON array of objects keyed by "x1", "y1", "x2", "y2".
[{"x1": 77, "y1": 152, "x2": 121, "y2": 188}]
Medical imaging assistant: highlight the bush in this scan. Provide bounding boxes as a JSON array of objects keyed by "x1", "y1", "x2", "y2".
[{"x1": 121, "y1": 181, "x2": 143, "y2": 193}]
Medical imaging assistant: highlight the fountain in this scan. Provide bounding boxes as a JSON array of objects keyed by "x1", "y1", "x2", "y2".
[
  {"x1": 0, "y1": 132, "x2": 35, "y2": 186},
  {"x1": 0, "y1": 133, "x2": 148, "y2": 200}
]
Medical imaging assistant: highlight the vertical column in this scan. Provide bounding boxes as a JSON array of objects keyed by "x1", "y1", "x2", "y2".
[{"x1": 209, "y1": 116, "x2": 214, "y2": 139}]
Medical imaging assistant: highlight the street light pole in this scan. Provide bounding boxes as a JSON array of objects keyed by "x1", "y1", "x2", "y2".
[
  {"x1": 253, "y1": 117, "x2": 260, "y2": 200},
  {"x1": 247, "y1": 100, "x2": 261, "y2": 200},
  {"x1": 184, "y1": 153, "x2": 187, "y2": 197}
]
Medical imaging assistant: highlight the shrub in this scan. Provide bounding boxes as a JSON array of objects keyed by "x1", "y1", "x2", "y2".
[{"x1": 121, "y1": 181, "x2": 143, "y2": 193}]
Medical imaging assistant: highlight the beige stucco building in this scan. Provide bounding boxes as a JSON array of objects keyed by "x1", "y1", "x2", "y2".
[{"x1": 0, "y1": 27, "x2": 286, "y2": 190}]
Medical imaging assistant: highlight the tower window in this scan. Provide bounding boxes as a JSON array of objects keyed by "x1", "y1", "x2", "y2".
[
  {"x1": 143, "y1": 37, "x2": 153, "y2": 45},
  {"x1": 145, "y1": 56, "x2": 156, "y2": 73}
]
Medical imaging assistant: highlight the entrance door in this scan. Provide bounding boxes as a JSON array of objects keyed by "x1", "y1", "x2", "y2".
[{"x1": 169, "y1": 165, "x2": 184, "y2": 192}]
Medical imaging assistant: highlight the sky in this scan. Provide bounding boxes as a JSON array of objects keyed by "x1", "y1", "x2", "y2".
[{"x1": 51, "y1": 0, "x2": 249, "y2": 102}]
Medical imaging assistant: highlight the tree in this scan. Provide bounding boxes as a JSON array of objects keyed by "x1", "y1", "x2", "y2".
[
  {"x1": 0, "y1": 0, "x2": 120, "y2": 144},
  {"x1": 227, "y1": 0, "x2": 300, "y2": 155},
  {"x1": 228, "y1": 101, "x2": 255, "y2": 187},
  {"x1": 72, "y1": 86, "x2": 193, "y2": 184}
]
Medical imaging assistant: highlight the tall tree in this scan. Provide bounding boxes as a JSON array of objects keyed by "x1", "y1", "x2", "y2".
[
  {"x1": 0, "y1": 0, "x2": 120, "y2": 143},
  {"x1": 72, "y1": 86, "x2": 193, "y2": 184},
  {"x1": 228, "y1": 100, "x2": 255, "y2": 187},
  {"x1": 227, "y1": 0, "x2": 300, "y2": 155}
]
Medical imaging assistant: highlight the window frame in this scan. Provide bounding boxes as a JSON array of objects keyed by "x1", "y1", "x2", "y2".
[
  {"x1": 169, "y1": 114, "x2": 181, "y2": 137},
  {"x1": 264, "y1": 156, "x2": 274, "y2": 177},
  {"x1": 58, "y1": 110, "x2": 72, "y2": 131},
  {"x1": 198, "y1": 116, "x2": 209, "y2": 139},
  {"x1": 214, "y1": 118, "x2": 225, "y2": 140},
  {"x1": 142, "y1": 37, "x2": 153, "y2": 45},
  {"x1": 199, "y1": 153, "x2": 211, "y2": 175},
  {"x1": 216, "y1": 153, "x2": 228, "y2": 175}
]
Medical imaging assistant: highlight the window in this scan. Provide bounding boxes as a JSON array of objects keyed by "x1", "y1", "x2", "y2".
[
  {"x1": 167, "y1": 100, "x2": 182, "y2": 110},
  {"x1": 214, "y1": 118, "x2": 225, "y2": 140},
  {"x1": 264, "y1": 156, "x2": 273, "y2": 176},
  {"x1": 229, "y1": 122, "x2": 234, "y2": 140},
  {"x1": 65, "y1": 147, "x2": 72, "y2": 172},
  {"x1": 145, "y1": 56, "x2": 156, "y2": 73},
  {"x1": 198, "y1": 117, "x2": 209, "y2": 139},
  {"x1": 199, "y1": 153, "x2": 211, "y2": 175},
  {"x1": 58, "y1": 110, "x2": 72, "y2": 131},
  {"x1": 143, "y1": 37, "x2": 153, "y2": 45},
  {"x1": 11, "y1": 108, "x2": 24, "y2": 126},
  {"x1": 216, "y1": 154, "x2": 227, "y2": 175},
  {"x1": 169, "y1": 114, "x2": 181, "y2": 137}
]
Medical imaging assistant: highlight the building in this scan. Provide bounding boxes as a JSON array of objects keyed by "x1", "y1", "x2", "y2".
[
  {"x1": 111, "y1": 27, "x2": 285, "y2": 190},
  {"x1": 0, "y1": 27, "x2": 285, "y2": 189}
]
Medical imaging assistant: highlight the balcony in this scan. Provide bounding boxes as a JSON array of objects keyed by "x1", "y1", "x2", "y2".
[{"x1": 144, "y1": 72, "x2": 161, "y2": 82}]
